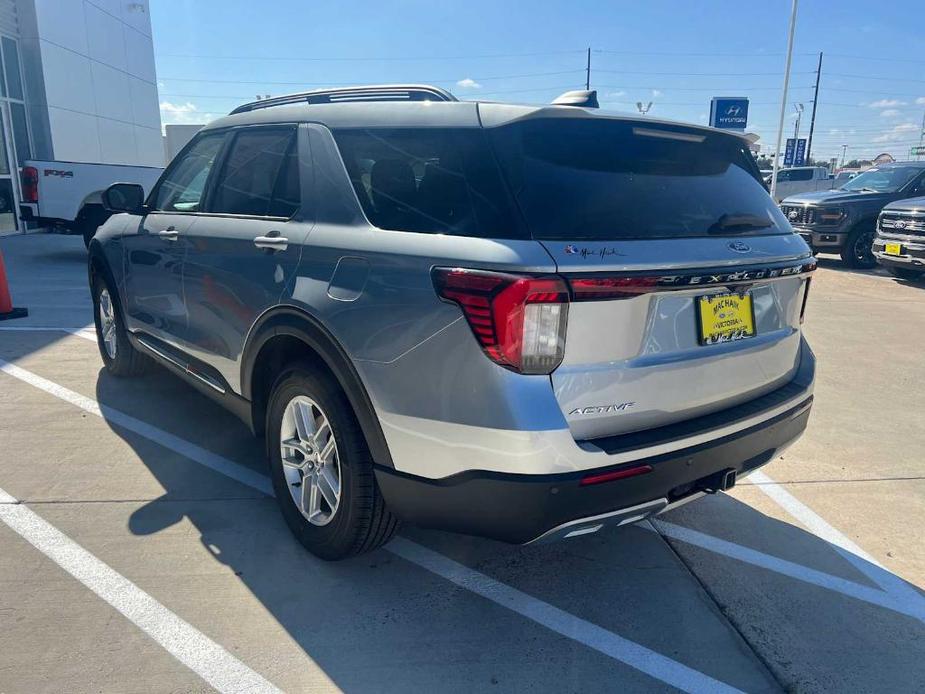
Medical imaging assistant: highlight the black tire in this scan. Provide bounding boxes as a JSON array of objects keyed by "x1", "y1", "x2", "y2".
[
  {"x1": 840, "y1": 225, "x2": 877, "y2": 269},
  {"x1": 266, "y1": 360, "x2": 398, "y2": 560},
  {"x1": 78, "y1": 205, "x2": 111, "y2": 249},
  {"x1": 91, "y1": 275, "x2": 149, "y2": 377},
  {"x1": 888, "y1": 266, "x2": 925, "y2": 281}
]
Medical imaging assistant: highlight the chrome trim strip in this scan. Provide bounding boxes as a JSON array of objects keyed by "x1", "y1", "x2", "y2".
[{"x1": 136, "y1": 336, "x2": 226, "y2": 394}]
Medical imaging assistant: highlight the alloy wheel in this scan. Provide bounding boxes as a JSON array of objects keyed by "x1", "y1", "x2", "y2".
[
  {"x1": 854, "y1": 230, "x2": 876, "y2": 267},
  {"x1": 98, "y1": 288, "x2": 117, "y2": 359},
  {"x1": 279, "y1": 395, "x2": 342, "y2": 526}
]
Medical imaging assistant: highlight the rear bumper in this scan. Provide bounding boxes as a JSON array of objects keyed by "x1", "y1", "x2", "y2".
[{"x1": 376, "y1": 383, "x2": 813, "y2": 544}]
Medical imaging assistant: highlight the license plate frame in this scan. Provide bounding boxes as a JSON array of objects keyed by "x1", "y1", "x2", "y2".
[
  {"x1": 696, "y1": 291, "x2": 757, "y2": 346},
  {"x1": 884, "y1": 242, "x2": 903, "y2": 256}
]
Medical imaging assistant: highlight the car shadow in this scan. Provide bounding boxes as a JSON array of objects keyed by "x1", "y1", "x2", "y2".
[
  {"x1": 813, "y1": 255, "x2": 889, "y2": 279},
  {"x1": 85, "y1": 363, "x2": 925, "y2": 693}
]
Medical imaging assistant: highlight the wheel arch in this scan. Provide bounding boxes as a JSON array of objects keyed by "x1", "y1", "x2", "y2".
[{"x1": 242, "y1": 306, "x2": 394, "y2": 468}]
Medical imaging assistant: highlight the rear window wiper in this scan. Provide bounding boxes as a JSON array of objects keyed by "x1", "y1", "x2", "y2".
[{"x1": 706, "y1": 213, "x2": 773, "y2": 234}]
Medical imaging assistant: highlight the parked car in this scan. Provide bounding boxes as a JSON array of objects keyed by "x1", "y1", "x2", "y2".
[
  {"x1": 88, "y1": 85, "x2": 817, "y2": 560},
  {"x1": 769, "y1": 166, "x2": 833, "y2": 202},
  {"x1": 19, "y1": 159, "x2": 163, "y2": 247},
  {"x1": 780, "y1": 162, "x2": 925, "y2": 268},
  {"x1": 873, "y1": 196, "x2": 925, "y2": 280}
]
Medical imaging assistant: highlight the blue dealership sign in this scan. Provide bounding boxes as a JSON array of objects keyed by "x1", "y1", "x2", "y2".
[
  {"x1": 709, "y1": 97, "x2": 749, "y2": 131},
  {"x1": 784, "y1": 138, "x2": 796, "y2": 166},
  {"x1": 794, "y1": 138, "x2": 807, "y2": 166}
]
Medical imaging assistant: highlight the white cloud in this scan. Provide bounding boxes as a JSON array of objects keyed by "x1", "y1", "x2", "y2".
[
  {"x1": 157, "y1": 81, "x2": 165, "y2": 88},
  {"x1": 651, "y1": 89, "x2": 662, "y2": 97},
  {"x1": 456, "y1": 77, "x2": 482, "y2": 90},
  {"x1": 917, "y1": 96, "x2": 925, "y2": 105},
  {"x1": 698, "y1": 113, "x2": 707, "y2": 121},
  {"x1": 159, "y1": 101, "x2": 201, "y2": 124},
  {"x1": 873, "y1": 122, "x2": 919, "y2": 143},
  {"x1": 608, "y1": 90, "x2": 626, "y2": 97},
  {"x1": 880, "y1": 109, "x2": 902, "y2": 118},
  {"x1": 868, "y1": 98, "x2": 906, "y2": 108}
]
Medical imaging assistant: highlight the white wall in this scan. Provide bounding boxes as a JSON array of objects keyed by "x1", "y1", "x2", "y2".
[{"x1": 29, "y1": 0, "x2": 162, "y2": 166}]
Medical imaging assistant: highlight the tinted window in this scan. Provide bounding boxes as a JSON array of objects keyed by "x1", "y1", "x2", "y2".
[
  {"x1": 269, "y1": 138, "x2": 301, "y2": 218},
  {"x1": 2, "y1": 38, "x2": 22, "y2": 100},
  {"x1": 153, "y1": 133, "x2": 225, "y2": 212},
  {"x1": 781, "y1": 168, "x2": 813, "y2": 182},
  {"x1": 210, "y1": 128, "x2": 297, "y2": 217},
  {"x1": 10, "y1": 103, "x2": 30, "y2": 164},
  {"x1": 333, "y1": 128, "x2": 523, "y2": 238},
  {"x1": 840, "y1": 166, "x2": 925, "y2": 193},
  {"x1": 489, "y1": 119, "x2": 788, "y2": 240}
]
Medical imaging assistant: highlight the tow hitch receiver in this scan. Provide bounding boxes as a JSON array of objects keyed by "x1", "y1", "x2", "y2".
[{"x1": 699, "y1": 468, "x2": 738, "y2": 494}]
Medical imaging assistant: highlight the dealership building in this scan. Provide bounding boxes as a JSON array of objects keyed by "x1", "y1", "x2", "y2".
[{"x1": 0, "y1": 0, "x2": 162, "y2": 231}]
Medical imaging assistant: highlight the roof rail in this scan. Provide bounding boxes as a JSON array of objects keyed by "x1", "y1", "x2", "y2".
[{"x1": 230, "y1": 84, "x2": 457, "y2": 115}]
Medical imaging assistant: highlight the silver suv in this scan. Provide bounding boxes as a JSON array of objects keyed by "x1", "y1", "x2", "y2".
[{"x1": 90, "y1": 85, "x2": 816, "y2": 560}]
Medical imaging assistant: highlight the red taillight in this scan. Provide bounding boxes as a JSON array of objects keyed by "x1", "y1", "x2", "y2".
[
  {"x1": 580, "y1": 464, "x2": 653, "y2": 486},
  {"x1": 20, "y1": 166, "x2": 38, "y2": 204},
  {"x1": 433, "y1": 268, "x2": 569, "y2": 374},
  {"x1": 569, "y1": 276, "x2": 659, "y2": 301}
]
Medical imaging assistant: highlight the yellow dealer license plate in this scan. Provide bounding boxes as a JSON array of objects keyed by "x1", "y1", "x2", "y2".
[
  {"x1": 697, "y1": 292, "x2": 756, "y2": 345},
  {"x1": 884, "y1": 242, "x2": 903, "y2": 256}
]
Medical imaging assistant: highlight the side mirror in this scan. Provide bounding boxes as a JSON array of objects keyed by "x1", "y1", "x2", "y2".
[{"x1": 102, "y1": 183, "x2": 145, "y2": 214}]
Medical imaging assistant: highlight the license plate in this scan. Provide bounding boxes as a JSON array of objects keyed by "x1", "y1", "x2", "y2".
[
  {"x1": 697, "y1": 292, "x2": 756, "y2": 345},
  {"x1": 884, "y1": 242, "x2": 903, "y2": 256}
]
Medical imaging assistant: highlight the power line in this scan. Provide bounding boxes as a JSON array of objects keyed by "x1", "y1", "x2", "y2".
[
  {"x1": 594, "y1": 49, "x2": 816, "y2": 57},
  {"x1": 827, "y1": 72, "x2": 925, "y2": 85},
  {"x1": 593, "y1": 69, "x2": 815, "y2": 76},
  {"x1": 157, "y1": 49, "x2": 586, "y2": 62},
  {"x1": 158, "y1": 70, "x2": 584, "y2": 86}
]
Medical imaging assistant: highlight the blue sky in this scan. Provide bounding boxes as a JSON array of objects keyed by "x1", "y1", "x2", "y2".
[{"x1": 150, "y1": 0, "x2": 925, "y2": 164}]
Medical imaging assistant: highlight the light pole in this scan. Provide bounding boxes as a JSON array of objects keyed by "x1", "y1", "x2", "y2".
[
  {"x1": 793, "y1": 103, "x2": 804, "y2": 141},
  {"x1": 770, "y1": 0, "x2": 799, "y2": 202},
  {"x1": 841, "y1": 144, "x2": 848, "y2": 168}
]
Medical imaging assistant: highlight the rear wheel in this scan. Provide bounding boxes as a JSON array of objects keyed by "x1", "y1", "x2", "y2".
[
  {"x1": 840, "y1": 226, "x2": 877, "y2": 269},
  {"x1": 888, "y1": 266, "x2": 925, "y2": 281},
  {"x1": 267, "y1": 361, "x2": 398, "y2": 560},
  {"x1": 92, "y1": 275, "x2": 148, "y2": 376}
]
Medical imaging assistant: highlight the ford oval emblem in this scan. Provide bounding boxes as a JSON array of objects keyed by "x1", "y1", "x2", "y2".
[{"x1": 728, "y1": 241, "x2": 751, "y2": 253}]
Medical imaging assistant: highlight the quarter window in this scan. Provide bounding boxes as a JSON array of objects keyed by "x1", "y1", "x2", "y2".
[
  {"x1": 153, "y1": 133, "x2": 225, "y2": 212},
  {"x1": 210, "y1": 127, "x2": 299, "y2": 217}
]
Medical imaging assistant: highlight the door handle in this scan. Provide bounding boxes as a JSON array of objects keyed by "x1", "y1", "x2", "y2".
[
  {"x1": 254, "y1": 235, "x2": 289, "y2": 251},
  {"x1": 158, "y1": 229, "x2": 179, "y2": 241}
]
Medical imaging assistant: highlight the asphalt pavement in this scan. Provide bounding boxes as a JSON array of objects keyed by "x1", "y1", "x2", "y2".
[{"x1": 1, "y1": 232, "x2": 923, "y2": 693}]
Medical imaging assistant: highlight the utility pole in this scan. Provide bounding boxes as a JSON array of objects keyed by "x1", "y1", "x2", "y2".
[
  {"x1": 918, "y1": 110, "x2": 925, "y2": 161},
  {"x1": 805, "y1": 52, "x2": 823, "y2": 163},
  {"x1": 793, "y1": 103, "x2": 804, "y2": 141},
  {"x1": 585, "y1": 47, "x2": 591, "y2": 90},
  {"x1": 770, "y1": 0, "x2": 799, "y2": 201},
  {"x1": 841, "y1": 144, "x2": 848, "y2": 168}
]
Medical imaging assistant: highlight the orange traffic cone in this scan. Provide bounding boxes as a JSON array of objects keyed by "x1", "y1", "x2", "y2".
[{"x1": 0, "y1": 249, "x2": 27, "y2": 320}]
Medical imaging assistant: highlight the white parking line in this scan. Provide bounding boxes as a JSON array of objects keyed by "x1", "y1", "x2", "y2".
[
  {"x1": 651, "y1": 520, "x2": 925, "y2": 622},
  {"x1": 0, "y1": 325, "x2": 97, "y2": 342},
  {"x1": 748, "y1": 470, "x2": 925, "y2": 613},
  {"x1": 0, "y1": 486, "x2": 281, "y2": 694},
  {"x1": 0, "y1": 358, "x2": 743, "y2": 694}
]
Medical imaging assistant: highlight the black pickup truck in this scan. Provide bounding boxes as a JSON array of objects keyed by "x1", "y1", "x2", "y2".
[{"x1": 780, "y1": 162, "x2": 925, "y2": 268}]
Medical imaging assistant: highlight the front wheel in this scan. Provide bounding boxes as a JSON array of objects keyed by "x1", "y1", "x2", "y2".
[
  {"x1": 92, "y1": 276, "x2": 148, "y2": 376},
  {"x1": 267, "y1": 361, "x2": 398, "y2": 560},
  {"x1": 840, "y1": 226, "x2": 877, "y2": 269}
]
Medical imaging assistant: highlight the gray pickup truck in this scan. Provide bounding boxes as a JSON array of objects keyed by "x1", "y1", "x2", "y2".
[{"x1": 780, "y1": 162, "x2": 925, "y2": 268}]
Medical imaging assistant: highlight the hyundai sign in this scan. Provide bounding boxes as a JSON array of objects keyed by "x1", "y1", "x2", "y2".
[{"x1": 709, "y1": 97, "x2": 749, "y2": 131}]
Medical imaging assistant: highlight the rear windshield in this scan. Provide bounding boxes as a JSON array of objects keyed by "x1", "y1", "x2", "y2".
[
  {"x1": 489, "y1": 118, "x2": 789, "y2": 240},
  {"x1": 333, "y1": 128, "x2": 524, "y2": 238}
]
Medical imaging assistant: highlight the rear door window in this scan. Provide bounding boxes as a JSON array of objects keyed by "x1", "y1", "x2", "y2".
[
  {"x1": 489, "y1": 118, "x2": 789, "y2": 240},
  {"x1": 210, "y1": 127, "x2": 299, "y2": 217},
  {"x1": 332, "y1": 128, "x2": 524, "y2": 238}
]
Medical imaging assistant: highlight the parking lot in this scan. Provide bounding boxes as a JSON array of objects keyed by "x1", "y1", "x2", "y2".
[{"x1": 1, "y1": 232, "x2": 923, "y2": 693}]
